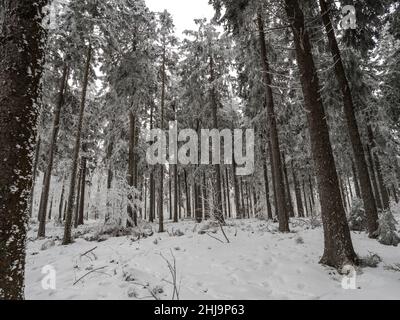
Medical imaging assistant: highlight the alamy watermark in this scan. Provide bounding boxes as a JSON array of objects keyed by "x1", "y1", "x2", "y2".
[
  {"x1": 145, "y1": 121, "x2": 255, "y2": 176},
  {"x1": 341, "y1": 5, "x2": 357, "y2": 30},
  {"x1": 41, "y1": 265, "x2": 56, "y2": 291}
]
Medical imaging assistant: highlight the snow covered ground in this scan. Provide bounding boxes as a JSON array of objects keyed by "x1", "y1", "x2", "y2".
[{"x1": 25, "y1": 211, "x2": 400, "y2": 300}]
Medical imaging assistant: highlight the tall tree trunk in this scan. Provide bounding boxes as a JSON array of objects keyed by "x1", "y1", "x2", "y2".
[
  {"x1": 262, "y1": 162, "x2": 273, "y2": 220},
  {"x1": 48, "y1": 196, "x2": 53, "y2": 220},
  {"x1": 291, "y1": 161, "x2": 304, "y2": 218},
  {"x1": 58, "y1": 182, "x2": 65, "y2": 221},
  {"x1": 257, "y1": 12, "x2": 289, "y2": 232},
  {"x1": 184, "y1": 169, "x2": 191, "y2": 218},
  {"x1": 232, "y1": 145, "x2": 242, "y2": 219},
  {"x1": 319, "y1": 0, "x2": 379, "y2": 237},
  {"x1": 367, "y1": 126, "x2": 390, "y2": 210},
  {"x1": 268, "y1": 139, "x2": 278, "y2": 219},
  {"x1": 391, "y1": 184, "x2": 399, "y2": 204},
  {"x1": 29, "y1": 137, "x2": 41, "y2": 217},
  {"x1": 240, "y1": 177, "x2": 245, "y2": 219},
  {"x1": 282, "y1": 152, "x2": 294, "y2": 218},
  {"x1": 302, "y1": 179, "x2": 309, "y2": 217},
  {"x1": 158, "y1": 45, "x2": 166, "y2": 233},
  {"x1": 173, "y1": 165, "x2": 178, "y2": 222},
  {"x1": 195, "y1": 182, "x2": 202, "y2": 223},
  {"x1": 37, "y1": 63, "x2": 68, "y2": 237},
  {"x1": 284, "y1": 0, "x2": 357, "y2": 268},
  {"x1": 169, "y1": 170, "x2": 172, "y2": 220},
  {"x1": 149, "y1": 102, "x2": 155, "y2": 223},
  {"x1": 225, "y1": 167, "x2": 232, "y2": 218},
  {"x1": 127, "y1": 111, "x2": 136, "y2": 228},
  {"x1": 203, "y1": 172, "x2": 210, "y2": 220},
  {"x1": 366, "y1": 144, "x2": 383, "y2": 211},
  {"x1": 74, "y1": 167, "x2": 82, "y2": 229},
  {"x1": 63, "y1": 45, "x2": 92, "y2": 245},
  {"x1": 351, "y1": 161, "x2": 361, "y2": 198},
  {"x1": 209, "y1": 54, "x2": 225, "y2": 224},
  {"x1": 77, "y1": 156, "x2": 86, "y2": 226},
  {"x1": 0, "y1": 0, "x2": 48, "y2": 300}
]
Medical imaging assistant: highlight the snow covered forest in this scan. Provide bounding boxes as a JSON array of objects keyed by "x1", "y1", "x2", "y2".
[{"x1": 1, "y1": 0, "x2": 400, "y2": 301}]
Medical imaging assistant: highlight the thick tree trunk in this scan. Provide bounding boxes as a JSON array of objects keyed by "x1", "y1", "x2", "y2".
[
  {"x1": 37, "y1": 63, "x2": 68, "y2": 237},
  {"x1": 63, "y1": 45, "x2": 92, "y2": 245},
  {"x1": 284, "y1": 0, "x2": 357, "y2": 268},
  {"x1": 291, "y1": 161, "x2": 304, "y2": 218},
  {"x1": 257, "y1": 12, "x2": 289, "y2": 232},
  {"x1": 209, "y1": 55, "x2": 225, "y2": 224},
  {"x1": 0, "y1": 0, "x2": 48, "y2": 300},
  {"x1": 319, "y1": 0, "x2": 379, "y2": 237}
]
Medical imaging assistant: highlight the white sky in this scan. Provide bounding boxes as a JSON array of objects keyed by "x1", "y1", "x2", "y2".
[{"x1": 145, "y1": 0, "x2": 216, "y2": 37}]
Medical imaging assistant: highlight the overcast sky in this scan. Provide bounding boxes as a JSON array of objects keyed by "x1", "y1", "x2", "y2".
[{"x1": 145, "y1": 0, "x2": 216, "y2": 37}]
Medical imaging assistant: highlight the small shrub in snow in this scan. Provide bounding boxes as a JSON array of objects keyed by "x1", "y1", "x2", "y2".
[
  {"x1": 40, "y1": 239, "x2": 55, "y2": 251},
  {"x1": 376, "y1": 209, "x2": 400, "y2": 246},
  {"x1": 295, "y1": 236, "x2": 304, "y2": 244},
  {"x1": 127, "y1": 287, "x2": 138, "y2": 298},
  {"x1": 360, "y1": 253, "x2": 382, "y2": 268},
  {"x1": 348, "y1": 198, "x2": 367, "y2": 231},
  {"x1": 123, "y1": 269, "x2": 136, "y2": 282}
]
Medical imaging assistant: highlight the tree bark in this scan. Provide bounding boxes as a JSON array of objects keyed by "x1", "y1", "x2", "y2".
[
  {"x1": 58, "y1": 182, "x2": 65, "y2": 221},
  {"x1": 127, "y1": 111, "x2": 137, "y2": 227},
  {"x1": 257, "y1": 12, "x2": 289, "y2": 232},
  {"x1": 77, "y1": 156, "x2": 86, "y2": 226},
  {"x1": 291, "y1": 161, "x2": 304, "y2": 218},
  {"x1": 209, "y1": 54, "x2": 225, "y2": 224},
  {"x1": 37, "y1": 63, "x2": 68, "y2": 237},
  {"x1": 29, "y1": 137, "x2": 41, "y2": 217},
  {"x1": 63, "y1": 45, "x2": 92, "y2": 245},
  {"x1": 351, "y1": 161, "x2": 361, "y2": 199},
  {"x1": 282, "y1": 152, "x2": 294, "y2": 218},
  {"x1": 319, "y1": 0, "x2": 379, "y2": 237},
  {"x1": 225, "y1": 167, "x2": 232, "y2": 218},
  {"x1": 184, "y1": 169, "x2": 191, "y2": 218},
  {"x1": 367, "y1": 126, "x2": 390, "y2": 210},
  {"x1": 284, "y1": 0, "x2": 357, "y2": 268},
  {"x1": 0, "y1": 0, "x2": 48, "y2": 300}
]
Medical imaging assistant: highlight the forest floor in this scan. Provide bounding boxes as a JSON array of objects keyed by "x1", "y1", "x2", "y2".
[{"x1": 25, "y1": 205, "x2": 400, "y2": 300}]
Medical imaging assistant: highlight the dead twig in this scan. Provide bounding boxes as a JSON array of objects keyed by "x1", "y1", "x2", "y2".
[
  {"x1": 73, "y1": 266, "x2": 107, "y2": 286},
  {"x1": 160, "y1": 250, "x2": 180, "y2": 300},
  {"x1": 205, "y1": 232, "x2": 224, "y2": 243}
]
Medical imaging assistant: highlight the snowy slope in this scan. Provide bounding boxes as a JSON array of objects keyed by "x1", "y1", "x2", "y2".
[{"x1": 25, "y1": 213, "x2": 400, "y2": 300}]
